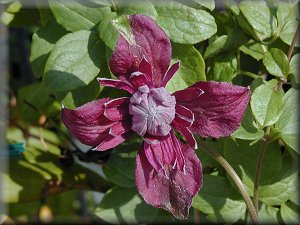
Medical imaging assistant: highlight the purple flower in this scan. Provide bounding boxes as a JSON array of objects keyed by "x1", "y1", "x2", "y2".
[{"x1": 61, "y1": 15, "x2": 250, "y2": 219}]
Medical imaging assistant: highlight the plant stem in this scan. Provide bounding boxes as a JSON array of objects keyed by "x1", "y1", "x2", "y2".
[
  {"x1": 199, "y1": 141, "x2": 259, "y2": 224},
  {"x1": 253, "y1": 126, "x2": 270, "y2": 213},
  {"x1": 238, "y1": 70, "x2": 261, "y2": 79},
  {"x1": 287, "y1": 22, "x2": 300, "y2": 61}
]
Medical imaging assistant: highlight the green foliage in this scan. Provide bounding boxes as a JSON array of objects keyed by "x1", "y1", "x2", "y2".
[
  {"x1": 43, "y1": 30, "x2": 104, "y2": 93},
  {"x1": 192, "y1": 175, "x2": 246, "y2": 223},
  {"x1": 250, "y1": 81, "x2": 285, "y2": 127},
  {"x1": 166, "y1": 43, "x2": 206, "y2": 93},
  {"x1": 94, "y1": 186, "x2": 158, "y2": 224},
  {"x1": 155, "y1": 1, "x2": 217, "y2": 44},
  {"x1": 263, "y1": 48, "x2": 290, "y2": 78},
  {"x1": 275, "y1": 88, "x2": 299, "y2": 153},
  {"x1": 48, "y1": 0, "x2": 111, "y2": 32}
]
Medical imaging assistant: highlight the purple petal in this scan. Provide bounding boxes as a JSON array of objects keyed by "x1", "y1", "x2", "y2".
[
  {"x1": 61, "y1": 99, "x2": 112, "y2": 146},
  {"x1": 135, "y1": 134, "x2": 202, "y2": 219},
  {"x1": 161, "y1": 61, "x2": 180, "y2": 87},
  {"x1": 174, "y1": 105, "x2": 194, "y2": 127},
  {"x1": 129, "y1": 15, "x2": 171, "y2": 86},
  {"x1": 109, "y1": 15, "x2": 171, "y2": 87},
  {"x1": 174, "y1": 81, "x2": 251, "y2": 138},
  {"x1": 129, "y1": 71, "x2": 147, "y2": 89},
  {"x1": 109, "y1": 36, "x2": 137, "y2": 81},
  {"x1": 98, "y1": 78, "x2": 135, "y2": 94},
  {"x1": 172, "y1": 121, "x2": 197, "y2": 149},
  {"x1": 94, "y1": 121, "x2": 133, "y2": 151},
  {"x1": 104, "y1": 97, "x2": 130, "y2": 121},
  {"x1": 61, "y1": 98, "x2": 132, "y2": 150}
]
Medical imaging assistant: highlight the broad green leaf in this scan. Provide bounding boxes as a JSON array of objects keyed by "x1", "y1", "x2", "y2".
[
  {"x1": 43, "y1": 30, "x2": 104, "y2": 93},
  {"x1": 30, "y1": 20, "x2": 68, "y2": 78},
  {"x1": 258, "y1": 150, "x2": 297, "y2": 205},
  {"x1": 119, "y1": 0, "x2": 157, "y2": 20},
  {"x1": 239, "y1": 39, "x2": 266, "y2": 61},
  {"x1": 289, "y1": 53, "x2": 300, "y2": 84},
  {"x1": 103, "y1": 151, "x2": 136, "y2": 188},
  {"x1": 17, "y1": 83, "x2": 60, "y2": 123},
  {"x1": 95, "y1": 186, "x2": 158, "y2": 224},
  {"x1": 258, "y1": 204, "x2": 280, "y2": 224},
  {"x1": 49, "y1": 0, "x2": 111, "y2": 32},
  {"x1": 277, "y1": 1, "x2": 300, "y2": 47},
  {"x1": 275, "y1": 88, "x2": 299, "y2": 153},
  {"x1": 204, "y1": 35, "x2": 227, "y2": 58},
  {"x1": 263, "y1": 48, "x2": 290, "y2": 78},
  {"x1": 238, "y1": 0, "x2": 277, "y2": 41},
  {"x1": 224, "y1": 139, "x2": 282, "y2": 196},
  {"x1": 225, "y1": 139, "x2": 297, "y2": 206},
  {"x1": 166, "y1": 43, "x2": 206, "y2": 93},
  {"x1": 192, "y1": 175, "x2": 246, "y2": 223},
  {"x1": 232, "y1": 106, "x2": 264, "y2": 140},
  {"x1": 98, "y1": 12, "x2": 118, "y2": 50},
  {"x1": 193, "y1": 0, "x2": 215, "y2": 11},
  {"x1": 55, "y1": 78, "x2": 101, "y2": 109},
  {"x1": 155, "y1": 1, "x2": 217, "y2": 44},
  {"x1": 280, "y1": 201, "x2": 300, "y2": 224},
  {"x1": 207, "y1": 52, "x2": 237, "y2": 81},
  {"x1": 250, "y1": 83, "x2": 284, "y2": 127}
]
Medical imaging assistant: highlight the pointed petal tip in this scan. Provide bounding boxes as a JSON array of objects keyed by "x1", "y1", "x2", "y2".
[{"x1": 61, "y1": 104, "x2": 65, "y2": 109}]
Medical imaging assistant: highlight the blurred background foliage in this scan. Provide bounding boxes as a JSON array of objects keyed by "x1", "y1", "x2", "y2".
[{"x1": 0, "y1": 0, "x2": 299, "y2": 224}]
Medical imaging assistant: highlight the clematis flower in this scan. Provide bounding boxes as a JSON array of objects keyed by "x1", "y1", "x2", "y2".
[{"x1": 61, "y1": 14, "x2": 250, "y2": 219}]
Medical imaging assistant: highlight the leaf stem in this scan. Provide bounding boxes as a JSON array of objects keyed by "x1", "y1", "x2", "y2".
[
  {"x1": 253, "y1": 126, "x2": 270, "y2": 213},
  {"x1": 199, "y1": 141, "x2": 259, "y2": 224},
  {"x1": 287, "y1": 22, "x2": 300, "y2": 61},
  {"x1": 238, "y1": 70, "x2": 261, "y2": 79}
]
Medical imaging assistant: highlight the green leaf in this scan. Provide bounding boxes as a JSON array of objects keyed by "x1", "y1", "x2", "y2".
[
  {"x1": 43, "y1": 30, "x2": 104, "y2": 93},
  {"x1": 224, "y1": 139, "x2": 297, "y2": 206},
  {"x1": 192, "y1": 175, "x2": 246, "y2": 223},
  {"x1": 192, "y1": 0, "x2": 215, "y2": 11},
  {"x1": 103, "y1": 152, "x2": 135, "y2": 188},
  {"x1": 207, "y1": 52, "x2": 237, "y2": 82},
  {"x1": 258, "y1": 150, "x2": 297, "y2": 205},
  {"x1": 239, "y1": 39, "x2": 266, "y2": 61},
  {"x1": 30, "y1": 20, "x2": 68, "y2": 78},
  {"x1": 166, "y1": 43, "x2": 206, "y2": 93},
  {"x1": 95, "y1": 186, "x2": 158, "y2": 224},
  {"x1": 280, "y1": 201, "x2": 300, "y2": 224},
  {"x1": 263, "y1": 48, "x2": 290, "y2": 78},
  {"x1": 232, "y1": 106, "x2": 264, "y2": 140},
  {"x1": 277, "y1": 1, "x2": 300, "y2": 47},
  {"x1": 119, "y1": 0, "x2": 157, "y2": 20},
  {"x1": 55, "y1": 78, "x2": 101, "y2": 109},
  {"x1": 250, "y1": 82, "x2": 284, "y2": 127},
  {"x1": 204, "y1": 35, "x2": 228, "y2": 58},
  {"x1": 238, "y1": 0, "x2": 277, "y2": 41},
  {"x1": 275, "y1": 88, "x2": 299, "y2": 153},
  {"x1": 155, "y1": 1, "x2": 217, "y2": 44},
  {"x1": 17, "y1": 83, "x2": 60, "y2": 123},
  {"x1": 258, "y1": 204, "x2": 280, "y2": 224},
  {"x1": 49, "y1": 0, "x2": 111, "y2": 32},
  {"x1": 224, "y1": 139, "x2": 282, "y2": 196},
  {"x1": 289, "y1": 53, "x2": 300, "y2": 84},
  {"x1": 98, "y1": 12, "x2": 118, "y2": 50}
]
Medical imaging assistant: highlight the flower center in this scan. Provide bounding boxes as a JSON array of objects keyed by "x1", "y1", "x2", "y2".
[{"x1": 129, "y1": 85, "x2": 176, "y2": 137}]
